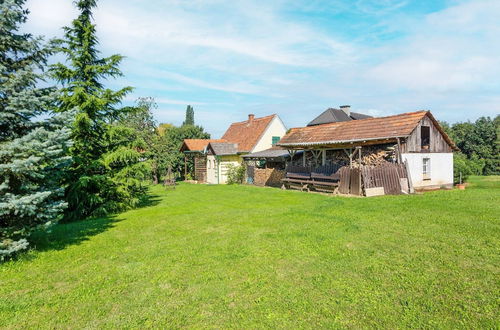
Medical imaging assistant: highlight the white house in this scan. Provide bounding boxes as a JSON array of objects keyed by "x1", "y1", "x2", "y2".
[{"x1": 182, "y1": 114, "x2": 287, "y2": 184}]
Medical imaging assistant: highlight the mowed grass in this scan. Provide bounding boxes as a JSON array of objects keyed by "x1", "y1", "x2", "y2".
[{"x1": 1, "y1": 177, "x2": 499, "y2": 328}]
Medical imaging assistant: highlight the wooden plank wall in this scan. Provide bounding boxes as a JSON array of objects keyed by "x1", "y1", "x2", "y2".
[
  {"x1": 338, "y1": 166, "x2": 350, "y2": 194},
  {"x1": 194, "y1": 155, "x2": 207, "y2": 182},
  {"x1": 362, "y1": 163, "x2": 408, "y2": 195},
  {"x1": 402, "y1": 115, "x2": 452, "y2": 153}
]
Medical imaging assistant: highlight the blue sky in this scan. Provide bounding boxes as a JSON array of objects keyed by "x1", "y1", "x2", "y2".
[{"x1": 25, "y1": 0, "x2": 500, "y2": 137}]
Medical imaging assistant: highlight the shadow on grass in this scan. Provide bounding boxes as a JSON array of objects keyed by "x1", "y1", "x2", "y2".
[
  {"x1": 30, "y1": 215, "x2": 121, "y2": 252},
  {"x1": 28, "y1": 192, "x2": 162, "y2": 254}
]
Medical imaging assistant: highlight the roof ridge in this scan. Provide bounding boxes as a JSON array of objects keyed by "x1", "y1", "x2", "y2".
[
  {"x1": 230, "y1": 114, "x2": 276, "y2": 125},
  {"x1": 295, "y1": 110, "x2": 428, "y2": 131}
]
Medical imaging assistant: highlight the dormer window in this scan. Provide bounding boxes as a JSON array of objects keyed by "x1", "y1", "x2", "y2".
[{"x1": 421, "y1": 126, "x2": 430, "y2": 150}]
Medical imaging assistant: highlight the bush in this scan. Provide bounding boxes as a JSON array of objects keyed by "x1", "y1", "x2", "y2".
[
  {"x1": 226, "y1": 164, "x2": 245, "y2": 184},
  {"x1": 453, "y1": 153, "x2": 484, "y2": 184}
]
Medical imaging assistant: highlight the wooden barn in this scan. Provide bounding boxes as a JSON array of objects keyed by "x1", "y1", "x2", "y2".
[{"x1": 277, "y1": 110, "x2": 458, "y2": 195}]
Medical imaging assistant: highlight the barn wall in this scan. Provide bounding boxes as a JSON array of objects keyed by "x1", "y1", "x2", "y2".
[
  {"x1": 402, "y1": 115, "x2": 452, "y2": 153},
  {"x1": 402, "y1": 153, "x2": 453, "y2": 188}
]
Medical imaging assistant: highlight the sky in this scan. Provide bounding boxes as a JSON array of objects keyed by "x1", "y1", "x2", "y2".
[{"x1": 24, "y1": 0, "x2": 500, "y2": 137}]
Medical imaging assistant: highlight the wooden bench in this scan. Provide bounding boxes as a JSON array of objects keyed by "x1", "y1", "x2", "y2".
[
  {"x1": 310, "y1": 164, "x2": 341, "y2": 193},
  {"x1": 281, "y1": 166, "x2": 312, "y2": 191}
]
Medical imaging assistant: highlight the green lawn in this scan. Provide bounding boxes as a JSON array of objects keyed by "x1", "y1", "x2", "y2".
[{"x1": 1, "y1": 177, "x2": 499, "y2": 328}]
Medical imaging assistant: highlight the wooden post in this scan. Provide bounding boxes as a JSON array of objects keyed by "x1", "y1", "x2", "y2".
[
  {"x1": 302, "y1": 150, "x2": 306, "y2": 166},
  {"x1": 396, "y1": 137, "x2": 403, "y2": 164},
  {"x1": 404, "y1": 159, "x2": 415, "y2": 194},
  {"x1": 357, "y1": 146, "x2": 362, "y2": 195},
  {"x1": 322, "y1": 149, "x2": 326, "y2": 165},
  {"x1": 184, "y1": 155, "x2": 187, "y2": 178}
]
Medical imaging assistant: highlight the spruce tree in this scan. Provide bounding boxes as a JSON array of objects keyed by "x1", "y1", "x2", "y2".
[
  {"x1": 51, "y1": 0, "x2": 148, "y2": 220},
  {"x1": 183, "y1": 105, "x2": 194, "y2": 126},
  {"x1": 0, "y1": 0, "x2": 71, "y2": 259}
]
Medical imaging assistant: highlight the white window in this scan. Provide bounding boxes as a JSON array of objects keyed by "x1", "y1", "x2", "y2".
[{"x1": 422, "y1": 158, "x2": 431, "y2": 180}]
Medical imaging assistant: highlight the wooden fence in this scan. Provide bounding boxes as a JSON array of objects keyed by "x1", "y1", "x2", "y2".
[{"x1": 284, "y1": 162, "x2": 412, "y2": 196}]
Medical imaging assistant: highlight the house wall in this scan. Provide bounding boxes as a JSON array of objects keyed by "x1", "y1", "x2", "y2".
[
  {"x1": 402, "y1": 153, "x2": 453, "y2": 189},
  {"x1": 206, "y1": 154, "x2": 241, "y2": 184},
  {"x1": 402, "y1": 115, "x2": 452, "y2": 153},
  {"x1": 251, "y1": 116, "x2": 287, "y2": 153}
]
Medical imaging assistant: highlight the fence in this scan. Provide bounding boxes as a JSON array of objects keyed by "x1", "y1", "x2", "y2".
[{"x1": 283, "y1": 162, "x2": 412, "y2": 196}]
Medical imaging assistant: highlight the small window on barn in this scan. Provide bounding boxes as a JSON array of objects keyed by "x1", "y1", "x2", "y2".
[
  {"x1": 422, "y1": 157, "x2": 431, "y2": 180},
  {"x1": 421, "y1": 126, "x2": 430, "y2": 150},
  {"x1": 272, "y1": 136, "x2": 280, "y2": 145}
]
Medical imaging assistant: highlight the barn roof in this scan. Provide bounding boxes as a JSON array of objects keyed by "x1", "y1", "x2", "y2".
[
  {"x1": 221, "y1": 114, "x2": 276, "y2": 152},
  {"x1": 241, "y1": 146, "x2": 302, "y2": 159},
  {"x1": 180, "y1": 139, "x2": 227, "y2": 152},
  {"x1": 307, "y1": 108, "x2": 372, "y2": 126},
  {"x1": 278, "y1": 111, "x2": 457, "y2": 149}
]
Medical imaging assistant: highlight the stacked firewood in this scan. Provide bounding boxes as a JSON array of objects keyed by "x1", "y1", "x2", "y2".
[{"x1": 360, "y1": 147, "x2": 396, "y2": 166}]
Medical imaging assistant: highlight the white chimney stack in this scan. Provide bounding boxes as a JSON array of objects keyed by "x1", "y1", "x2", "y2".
[{"x1": 340, "y1": 105, "x2": 351, "y2": 117}]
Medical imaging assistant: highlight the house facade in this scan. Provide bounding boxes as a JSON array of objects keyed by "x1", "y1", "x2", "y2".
[{"x1": 182, "y1": 114, "x2": 287, "y2": 184}]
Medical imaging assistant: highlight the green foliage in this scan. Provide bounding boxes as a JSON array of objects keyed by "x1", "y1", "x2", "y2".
[
  {"x1": 182, "y1": 105, "x2": 195, "y2": 126},
  {"x1": 453, "y1": 153, "x2": 484, "y2": 184},
  {"x1": 226, "y1": 164, "x2": 245, "y2": 184},
  {"x1": 0, "y1": 0, "x2": 71, "y2": 259},
  {"x1": 1, "y1": 177, "x2": 499, "y2": 327},
  {"x1": 446, "y1": 116, "x2": 499, "y2": 175},
  {"x1": 50, "y1": 0, "x2": 145, "y2": 220},
  {"x1": 160, "y1": 123, "x2": 210, "y2": 179}
]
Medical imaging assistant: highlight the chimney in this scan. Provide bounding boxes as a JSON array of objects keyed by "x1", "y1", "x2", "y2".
[
  {"x1": 340, "y1": 105, "x2": 351, "y2": 117},
  {"x1": 248, "y1": 114, "x2": 255, "y2": 122}
]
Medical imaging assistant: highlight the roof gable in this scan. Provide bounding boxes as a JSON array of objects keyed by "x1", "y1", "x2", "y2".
[
  {"x1": 180, "y1": 139, "x2": 226, "y2": 152},
  {"x1": 221, "y1": 114, "x2": 276, "y2": 152},
  {"x1": 307, "y1": 108, "x2": 372, "y2": 126},
  {"x1": 278, "y1": 111, "x2": 456, "y2": 149}
]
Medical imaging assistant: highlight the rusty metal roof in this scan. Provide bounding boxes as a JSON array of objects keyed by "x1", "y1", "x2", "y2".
[{"x1": 278, "y1": 111, "x2": 455, "y2": 148}]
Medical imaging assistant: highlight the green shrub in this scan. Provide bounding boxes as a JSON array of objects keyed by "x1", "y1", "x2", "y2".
[
  {"x1": 453, "y1": 153, "x2": 484, "y2": 184},
  {"x1": 226, "y1": 164, "x2": 245, "y2": 184}
]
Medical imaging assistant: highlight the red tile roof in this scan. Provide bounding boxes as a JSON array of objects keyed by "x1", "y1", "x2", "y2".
[
  {"x1": 222, "y1": 114, "x2": 276, "y2": 152},
  {"x1": 180, "y1": 139, "x2": 227, "y2": 152},
  {"x1": 278, "y1": 111, "x2": 456, "y2": 149}
]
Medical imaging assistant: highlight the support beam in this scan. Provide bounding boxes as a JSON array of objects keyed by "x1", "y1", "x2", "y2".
[
  {"x1": 322, "y1": 149, "x2": 326, "y2": 165},
  {"x1": 184, "y1": 155, "x2": 187, "y2": 178},
  {"x1": 302, "y1": 150, "x2": 306, "y2": 166},
  {"x1": 357, "y1": 146, "x2": 362, "y2": 195}
]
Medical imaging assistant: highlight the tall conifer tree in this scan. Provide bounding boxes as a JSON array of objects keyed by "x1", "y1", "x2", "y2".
[
  {"x1": 52, "y1": 0, "x2": 147, "y2": 220},
  {"x1": 183, "y1": 105, "x2": 194, "y2": 126},
  {"x1": 0, "y1": 0, "x2": 71, "y2": 259}
]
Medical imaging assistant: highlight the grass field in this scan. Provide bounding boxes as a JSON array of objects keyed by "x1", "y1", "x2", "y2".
[{"x1": 1, "y1": 176, "x2": 499, "y2": 328}]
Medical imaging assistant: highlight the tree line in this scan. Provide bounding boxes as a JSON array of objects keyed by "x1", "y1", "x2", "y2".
[
  {"x1": 441, "y1": 117, "x2": 499, "y2": 182},
  {"x1": 0, "y1": 0, "x2": 208, "y2": 259}
]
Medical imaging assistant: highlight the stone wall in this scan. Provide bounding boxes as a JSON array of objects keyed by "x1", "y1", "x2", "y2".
[{"x1": 253, "y1": 168, "x2": 285, "y2": 187}]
